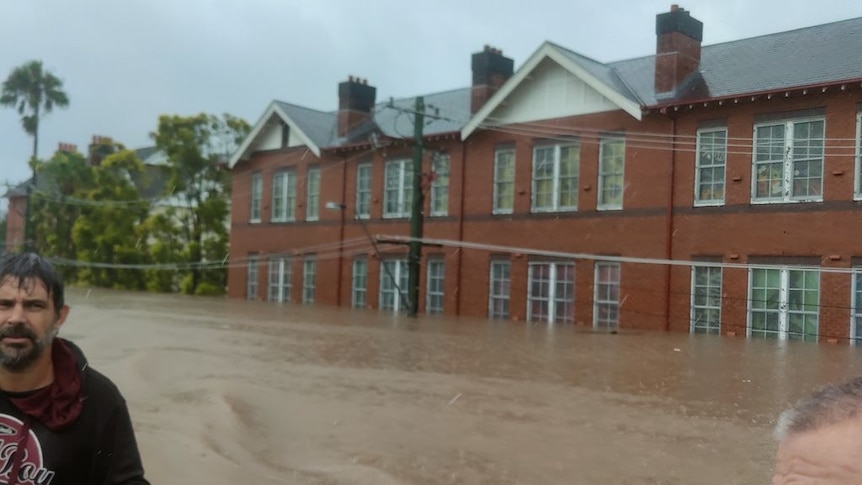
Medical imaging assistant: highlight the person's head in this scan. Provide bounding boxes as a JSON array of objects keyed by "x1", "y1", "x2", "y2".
[
  {"x1": 772, "y1": 376, "x2": 862, "y2": 484},
  {"x1": 0, "y1": 252, "x2": 69, "y2": 373}
]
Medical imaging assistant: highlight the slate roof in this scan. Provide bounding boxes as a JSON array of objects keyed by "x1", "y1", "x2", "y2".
[{"x1": 261, "y1": 15, "x2": 862, "y2": 150}]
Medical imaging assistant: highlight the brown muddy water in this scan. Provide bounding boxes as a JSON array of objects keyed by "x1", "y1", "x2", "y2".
[{"x1": 63, "y1": 289, "x2": 862, "y2": 484}]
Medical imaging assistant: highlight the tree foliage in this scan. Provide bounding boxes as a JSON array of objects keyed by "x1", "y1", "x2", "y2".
[
  {"x1": 0, "y1": 60, "x2": 69, "y2": 161},
  {"x1": 148, "y1": 113, "x2": 250, "y2": 295}
]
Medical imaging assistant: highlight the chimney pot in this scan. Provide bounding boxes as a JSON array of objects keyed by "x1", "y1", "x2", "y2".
[{"x1": 671, "y1": 3, "x2": 679, "y2": 11}]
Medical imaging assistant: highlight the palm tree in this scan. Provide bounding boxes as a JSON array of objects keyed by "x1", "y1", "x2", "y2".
[{"x1": 0, "y1": 60, "x2": 69, "y2": 161}]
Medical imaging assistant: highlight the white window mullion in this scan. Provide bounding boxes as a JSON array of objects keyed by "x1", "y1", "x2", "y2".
[
  {"x1": 778, "y1": 268, "x2": 789, "y2": 340},
  {"x1": 783, "y1": 122, "x2": 793, "y2": 201},
  {"x1": 552, "y1": 146, "x2": 561, "y2": 211},
  {"x1": 548, "y1": 264, "x2": 557, "y2": 324}
]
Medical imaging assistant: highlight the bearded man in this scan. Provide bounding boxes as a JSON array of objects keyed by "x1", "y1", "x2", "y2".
[{"x1": 0, "y1": 252, "x2": 148, "y2": 484}]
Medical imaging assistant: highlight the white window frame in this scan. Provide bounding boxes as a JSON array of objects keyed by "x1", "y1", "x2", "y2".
[
  {"x1": 302, "y1": 256, "x2": 316, "y2": 304},
  {"x1": 531, "y1": 144, "x2": 579, "y2": 213},
  {"x1": 690, "y1": 266, "x2": 722, "y2": 334},
  {"x1": 355, "y1": 163, "x2": 372, "y2": 219},
  {"x1": 430, "y1": 154, "x2": 450, "y2": 217},
  {"x1": 383, "y1": 160, "x2": 413, "y2": 218},
  {"x1": 267, "y1": 257, "x2": 292, "y2": 303},
  {"x1": 250, "y1": 172, "x2": 262, "y2": 223},
  {"x1": 493, "y1": 148, "x2": 515, "y2": 214},
  {"x1": 694, "y1": 128, "x2": 727, "y2": 207},
  {"x1": 271, "y1": 170, "x2": 297, "y2": 222},
  {"x1": 306, "y1": 167, "x2": 320, "y2": 221},
  {"x1": 593, "y1": 262, "x2": 620, "y2": 327},
  {"x1": 488, "y1": 260, "x2": 511, "y2": 319},
  {"x1": 751, "y1": 118, "x2": 825, "y2": 204},
  {"x1": 851, "y1": 269, "x2": 862, "y2": 343},
  {"x1": 854, "y1": 113, "x2": 862, "y2": 200},
  {"x1": 246, "y1": 258, "x2": 259, "y2": 300},
  {"x1": 425, "y1": 259, "x2": 445, "y2": 314},
  {"x1": 352, "y1": 257, "x2": 368, "y2": 308},
  {"x1": 597, "y1": 138, "x2": 625, "y2": 211},
  {"x1": 380, "y1": 259, "x2": 408, "y2": 312},
  {"x1": 527, "y1": 261, "x2": 575, "y2": 324},
  {"x1": 747, "y1": 267, "x2": 819, "y2": 341}
]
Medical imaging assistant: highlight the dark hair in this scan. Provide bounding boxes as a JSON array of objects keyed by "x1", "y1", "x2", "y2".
[
  {"x1": 0, "y1": 252, "x2": 65, "y2": 314},
  {"x1": 775, "y1": 376, "x2": 862, "y2": 441}
]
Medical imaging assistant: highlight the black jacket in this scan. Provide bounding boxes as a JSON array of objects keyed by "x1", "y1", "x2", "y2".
[{"x1": 0, "y1": 339, "x2": 149, "y2": 485}]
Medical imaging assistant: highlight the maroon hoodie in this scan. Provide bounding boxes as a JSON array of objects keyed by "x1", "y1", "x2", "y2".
[{"x1": 0, "y1": 339, "x2": 148, "y2": 485}]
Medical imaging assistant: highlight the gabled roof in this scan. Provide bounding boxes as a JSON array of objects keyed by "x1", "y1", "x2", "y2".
[
  {"x1": 462, "y1": 41, "x2": 644, "y2": 138},
  {"x1": 232, "y1": 15, "x2": 862, "y2": 156},
  {"x1": 230, "y1": 89, "x2": 471, "y2": 168}
]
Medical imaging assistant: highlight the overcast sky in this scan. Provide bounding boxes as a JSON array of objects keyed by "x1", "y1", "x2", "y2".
[{"x1": 3, "y1": 0, "x2": 862, "y2": 212}]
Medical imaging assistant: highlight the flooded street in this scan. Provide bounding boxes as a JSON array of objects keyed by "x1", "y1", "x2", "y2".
[{"x1": 63, "y1": 289, "x2": 862, "y2": 484}]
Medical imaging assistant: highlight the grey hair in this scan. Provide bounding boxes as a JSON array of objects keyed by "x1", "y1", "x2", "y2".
[{"x1": 774, "y1": 376, "x2": 862, "y2": 442}]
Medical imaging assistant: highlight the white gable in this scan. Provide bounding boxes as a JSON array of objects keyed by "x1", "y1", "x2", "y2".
[
  {"x1": 489, "y1": 58, "x2": 620, "y2": 125},
  {"x1": 461, "y1": 42, "x2": 642, "y2": 139},
  {"x1": 251, "y1": 117, "x2": 306, "y2": 152}
]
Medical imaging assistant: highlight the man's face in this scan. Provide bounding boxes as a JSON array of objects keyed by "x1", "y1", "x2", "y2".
[
  {"x1": 0, "y1": 277, "x2": 69, "y2": 373},
  {"x1": 772, "y1": 415, "x2": 862, "y2": 484}
]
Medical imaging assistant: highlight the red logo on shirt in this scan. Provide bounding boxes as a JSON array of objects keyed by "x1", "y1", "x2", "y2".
[{"x1": 0, "y1": 415, "x2": 54, "y2": 485}]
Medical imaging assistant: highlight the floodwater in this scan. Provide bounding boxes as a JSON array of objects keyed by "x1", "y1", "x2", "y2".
[{"x1": 64, "y1": 289, "x2": 862, "y2": 484}]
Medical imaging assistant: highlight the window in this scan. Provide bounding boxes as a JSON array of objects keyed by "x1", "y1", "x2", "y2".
[
  {"x1": 352, "y1": 257, "x2": 368, "y2": 309},
  {"x1": 302, "y1": 256, "x2": 316, "y2": 303},
  {"x1": 430, "y1": 154, "x2": 450, "y2": 217},
  {"x1": 426, "y1": 259, "x2": 445, "y2": 314},
  {"x1": 489, "y1": 260, "x2": 511, "y2": 319},
  {"x1": 250, "y1": 172, "x2": 262, "y2": 222},
  {"x1": 752, "y1": 119, "x2": 824, "y2": 203},
  {"x1": 691, "y1": 266, "x2": 721, "y2": 334},
  {"x1": 271, "y1": 170, "x2": 297, "y2": 222},
  {"x1": 493, "y1": 148, "x2": 515, "y2": 214},
  {"x1": 852, "y1": 270, "x2": 862, "y2": 343},
  {"x1": 749, "y1": 268, "x2": 819, "y2": 341},
  {"x1": 527, "y1": 262, "x2": 575, "y2": 324},
  {"x1": 246, "y1": 258, "x2": 259, "y2": 301},
  {"x1": 598, "y1": 139, "x2": 624, "y2": 210},
  {"x1": 594, "y1": 262, "x2": 620, "y2": 327},
  {"x1": 532, "y1": 144, "x2": 579, "y2": 212},
  {"x1": 695, "y1": 129, "x2": 727, "y2": 205},
  {"x1": 855, "y1": 113, "x2": 862, "y2": 198},
  {"x1": 383, "y1": 160, "x2": 413, "y2": 218},
  {"x1": 380, "y1": 259, "x2": 409, "y2": 312},
  {"x1": 356, "y1": 163, "x2": 372, "y2": 218},
  {"x1": 267, "y1": 257, "x2": 292, "y2": 303},
  {"x1": 306, "y1": 167, "x2": 320, "y2": 221}
]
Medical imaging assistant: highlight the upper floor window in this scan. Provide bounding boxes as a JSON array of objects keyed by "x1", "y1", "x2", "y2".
[
  {"x1": 532, "y1": 144, "x2": 579, "y2": 212},
  {"x1": 250, "y1": 172, "x2": 262, "y2": 223},
  {"x1": 695, "y1": 129, "x2": 727, "y2": 206},
  {"x1": 430, "y1": 153, "x2": 450, "y2": 217},
  {"x1": 272, "y1": 170, "x2": 297, "y2": 222},
  {"x1": 383, "y1": 159, "x2": 413, "y2": 218},
  {"x1": 493, "y1": 148, "x2": 515, "y2": 214},
  {"x1": 752, "y1": 119, "x2": 824, "y2": 203},
  {"x1": 356, "y1": 163, "x2": 371, "y2": 219},
  {"x1": 598, "y1": 138, "x2": 625, "y2": 210},
  {"x1": 306, "y1": 167, "x2": 320, "y2": 221},
  {"x1": 855, "y1": 113, "x2": 862, "y2": 199}
]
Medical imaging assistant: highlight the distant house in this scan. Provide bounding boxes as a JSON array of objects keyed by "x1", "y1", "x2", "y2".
[{"x1": 1, "y1": 137, "x2": 170, "y2": 252}]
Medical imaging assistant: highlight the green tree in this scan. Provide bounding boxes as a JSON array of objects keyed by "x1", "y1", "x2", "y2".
[
  {"x1": 28, "y1": 150, "x2": 94, "y2": 280},
  {"x1": 71, "y1": 149, "x2": 151, "y2": 290},
  {"x1": 0, "y1": 60, "x2": 69, "y2": 161},
  {"x1": 149, "y1": 113, "x2": 250, "y2": 295}
]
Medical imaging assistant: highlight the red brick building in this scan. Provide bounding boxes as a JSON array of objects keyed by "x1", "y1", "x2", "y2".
[{"x1": 228, "y1": 6, "x2": 862, "y2": 343}]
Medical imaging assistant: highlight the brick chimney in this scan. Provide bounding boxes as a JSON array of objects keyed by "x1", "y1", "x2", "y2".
[
  {"x1": 654, "y1": 5, "x2": 703, "y2": 95},
  {"x1": 57, "y1": 142, "x2": 77, "y2": 153},
  {"x1": 471, "y1": 45, "x2": 514, "y2": 113},
  {"x1": 338, "y1": 76, "x2": 376, "y2": 137},
  {"x1": 88, "y1": 135, "x2": 115, "y2": 166}
]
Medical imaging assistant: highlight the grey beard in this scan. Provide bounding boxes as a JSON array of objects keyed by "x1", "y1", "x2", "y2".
[{"x1": 0, "y1": 326, "x2": 58, "y2": 373}]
